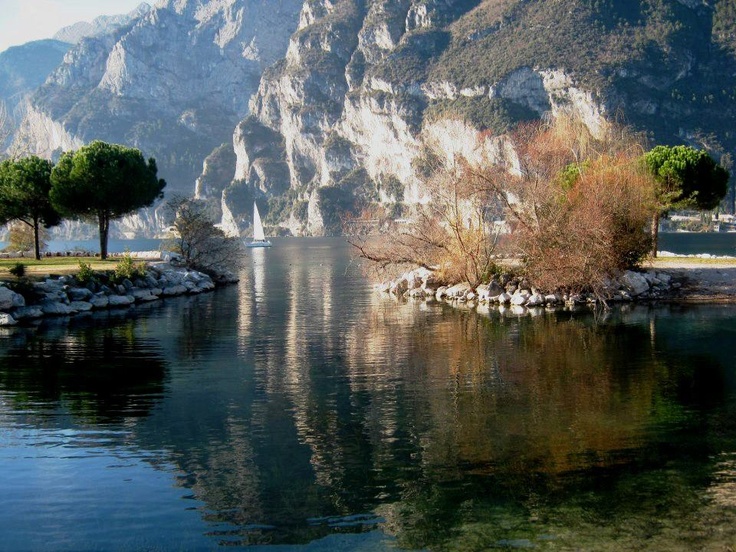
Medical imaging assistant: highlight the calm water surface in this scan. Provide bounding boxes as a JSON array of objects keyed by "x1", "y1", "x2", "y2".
[{"x1": 1, "y1": 238, "x2": 736, "y2": 551}]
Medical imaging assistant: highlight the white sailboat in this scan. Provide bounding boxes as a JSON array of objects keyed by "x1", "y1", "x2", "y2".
[{"x1": 246, "y1": 202, "x2": 272, "y2": 248}]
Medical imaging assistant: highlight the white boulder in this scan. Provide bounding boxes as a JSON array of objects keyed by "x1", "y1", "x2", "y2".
[
  {"x1": 510, "y1": 291, "x2": 530, "y2": 305},
  {"x1": 0, "y1": 313, "x2": 17, "y2": 326},
  {"x1": 622, "y1": 271, "x2": 650, "y2": 296}
]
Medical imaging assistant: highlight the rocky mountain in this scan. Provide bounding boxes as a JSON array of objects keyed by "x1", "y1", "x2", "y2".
[
  {"x1": 53, "y1": 3, "x2": 152, "y2": 45},
  {"x1": 10, "y1": 0, "x2": 304, "y2": 237},
  {"x1": 0, "y1": 40, "x2": 71, "y2": 150},
  {"x1": 1, "y1": 4, "x2": 160, "y2": 155},
  {"x1": 6, "y1": 0, "x2": 735, "y2": 239},
  {"x1": 212, "y1": 0, "x2": 736, "y2": 237}
]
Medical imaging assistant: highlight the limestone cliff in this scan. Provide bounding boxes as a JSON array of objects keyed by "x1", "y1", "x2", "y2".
[
  {"x1": 0, "y1": 40, "x2": 72, "y2": 151},
  {"x1": 222, "y1": 0, "x2": 736, "y2": 236}
]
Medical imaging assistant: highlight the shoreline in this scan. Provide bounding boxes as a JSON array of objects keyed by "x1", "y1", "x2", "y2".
[
  {"x1": 646, "y1": 258, "x2": 736, "y2": 303},
  {"x1": 0, "y1": 258, "x2": 238, "y2": 327},
  {"x1": 375, "y1": 257, "x2": 736, "y2": 310}
]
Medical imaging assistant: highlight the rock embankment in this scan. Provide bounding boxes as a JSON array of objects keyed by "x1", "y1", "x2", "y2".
[
  {"x1": 375, "y1": 267, "x2": 684, "y2": 313},
  {"x1": 0, "y1": 262, "x2": 235, "y2": 327}
]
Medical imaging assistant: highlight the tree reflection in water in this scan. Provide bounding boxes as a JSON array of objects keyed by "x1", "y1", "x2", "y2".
[{"x1": 0, "y1": 312, "x2": 167, "y2": 423}]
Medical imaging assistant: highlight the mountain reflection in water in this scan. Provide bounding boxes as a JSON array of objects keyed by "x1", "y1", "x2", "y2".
[{"x1": 1, "y1": 238, "x2": 735, "y2": 551}]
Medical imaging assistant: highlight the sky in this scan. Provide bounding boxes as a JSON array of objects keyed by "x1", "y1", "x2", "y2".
[{"x1": 0, "y1": 0, "x2": 149, "y2": 53}]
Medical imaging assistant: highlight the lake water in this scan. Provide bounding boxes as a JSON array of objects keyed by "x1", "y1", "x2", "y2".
[
  {"x1": 0, "y1": 231, "x2": 734, "y2": 257},
  {"x1": 658, "y1": 232, "x2": 736, "y2": 256},
  {"x1": 1, "y1": 238, "x2": 736, "y2": 550}
]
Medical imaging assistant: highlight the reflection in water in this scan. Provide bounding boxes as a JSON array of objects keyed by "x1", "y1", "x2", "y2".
[
  {"x1": 1, "y1": 238, "x2": 736, "y2": 550},
  {"x1": 0, "y1": 317, "x2": 167, "y2": 423}
]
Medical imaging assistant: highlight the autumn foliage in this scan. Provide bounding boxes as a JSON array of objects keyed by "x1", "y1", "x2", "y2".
[
  {"x1": 469, "y1": 114, "x2": 655, "y2": 294},
  {"x1": 354, "y1": 113, "x2": 658, "y2": 296}
]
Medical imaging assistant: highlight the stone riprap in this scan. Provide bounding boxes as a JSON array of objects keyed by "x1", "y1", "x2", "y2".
[
  {"x1": 375, "y1": 268, "x2": 682, "y2": 314},
  {"x1": 0, "y1": 262, "x2": 234, "y2": 326}
]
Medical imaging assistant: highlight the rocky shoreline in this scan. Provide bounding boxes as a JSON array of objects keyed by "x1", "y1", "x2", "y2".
[
  {"x1": 374, "y1": 262, "x2": 736, "y2": 313},
  {"x1": 0, "y1": 261, "x2": 237, "y2": 327}
]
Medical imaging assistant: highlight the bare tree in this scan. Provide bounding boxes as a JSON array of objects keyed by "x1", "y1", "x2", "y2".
[
  {"x1": 164, "y1": 196, "x2": 243, "y2": 277},
  {"x1": 351, "y1": 157, "x2": 503, "y2": 288}
]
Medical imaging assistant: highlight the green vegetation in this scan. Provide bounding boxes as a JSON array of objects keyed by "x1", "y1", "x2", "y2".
[
  {"x1": 381, "y1": 175, "x2": 404, "y2": 203},
  {"x1": 113, "y1": 252, "x2": 147, "y2": 282},
  {"x1": 75, "y1": 260, "x2": 94, "y2": 285},
  {"x1": 431, "y1": 0, "x2": 697, "y2": 89},
  {"x1": 317, "y1": 186, "x2": 356, "y2": 236},
  {"x1": 0, "y1": 257, "x2": 121, "y2": 280},
  {"x1": 8, "y1": 262, "x2": 25, "y2": 278},
  {"x1": 714, "y1": 0, "x2": 736, "y2": 57},
  {"x1": 266, "y1": 189, "x2": 300, "y2": 226},
  {"x1": 50, "y1": 141, "x2": 166, "y2": 260},
  {"x1": 0, "y1": 156, "x2": 61, "y2": 260},
  {"x1": 424, "y1": 96, "x2": 538, "y2": 134},
  {"x1": 371, "y1": 30, "x2": 450, "y2": 83},
  {"x1": 644, "y1": 144, "x2": 730, "y2": 254}
]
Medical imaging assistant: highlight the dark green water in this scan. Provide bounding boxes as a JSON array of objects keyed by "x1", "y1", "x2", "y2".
[
  {"x1": 659, "y1": 231, "x2": 736, "y2": 256},
  {"x1": 1, "y1": 238, "x2": 736, "y2": 551}
]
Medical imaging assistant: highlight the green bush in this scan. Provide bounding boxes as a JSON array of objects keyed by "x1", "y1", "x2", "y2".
[
  {"x1": 8, "y1": 263, "x2": 25, "y2": 278},
  {"x1": 113, "y1": 252, "x2": 147, "y2": 282},
  {"x1": 424, "y1": 97, "x2": 538, "y2": 134},
  {"x1": 76, "y1": 261, "x2": 95, "y2": 285}
]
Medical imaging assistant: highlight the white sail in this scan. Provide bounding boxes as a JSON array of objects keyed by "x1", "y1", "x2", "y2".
[{"x1": 253, "y1": 202, "x2": 266, "y2": 241}]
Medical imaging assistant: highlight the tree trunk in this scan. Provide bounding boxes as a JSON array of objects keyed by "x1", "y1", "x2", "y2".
[
  {"x1": 651, "y1": 211, "x2": 660, "y2": 258},
  {"x1": 33, "y1": 216, "x2": 41, "y2": 261},
  {"x1": 99, "y1": 212, "x2": 110, "y2": 260}
]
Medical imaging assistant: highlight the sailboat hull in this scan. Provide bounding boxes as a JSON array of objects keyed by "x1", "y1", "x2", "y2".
[{"x1": 245, "y1": 240, "x2": 272, "y2": 248}]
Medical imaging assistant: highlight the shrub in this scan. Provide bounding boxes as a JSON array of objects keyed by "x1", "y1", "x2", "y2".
[
  {"x1": 165, "y1": 196, "x2": 243, "y2": 276},
  {"x1": 114, "y1": 252, "x2": 148, "y2": 282},
  {"x1": 76, "y1": 261, "x2": 94, "y2": 284},
  {"x1": 512, "y1": 154, "x2": 654, "y2": 294},
  {"x1": 468, "y1": 113, "x2": 655, "y2": 296},
  {"x1": 8, "y1": 263, "x2": 25, "y2": 278}
]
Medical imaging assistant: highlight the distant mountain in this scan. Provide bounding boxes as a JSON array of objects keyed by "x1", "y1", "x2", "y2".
[
  {"x1": 12, "y1": 0, "x2": 303, "y2": 197},
  {"x1": 1, "y1": 3, "x2": 154, "y2": 153},
  {"x1": 53, "y1": 3, "x2": 152, "y2": 45},
  {"x1": 0, "y1": 40, "x2": 71, "y2": 105},
  {"x1": 0, "y1": 39, "x2": 71, "y2": 150}
]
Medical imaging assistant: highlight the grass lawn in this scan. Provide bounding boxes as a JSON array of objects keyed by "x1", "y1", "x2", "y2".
[
  {"x1": 648, "y1": 255, "x2": 736, "y2": 268},
  {"x1": 0, "y1": 257, "x2": 122, "y2": 280}
]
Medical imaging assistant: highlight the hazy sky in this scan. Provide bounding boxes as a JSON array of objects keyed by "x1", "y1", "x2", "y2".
[{"x1": 0, "y1": 0, "x2": 149, "y2": 53}]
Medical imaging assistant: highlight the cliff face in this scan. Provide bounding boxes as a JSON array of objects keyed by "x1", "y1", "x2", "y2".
[
  {"x1": 0, "y1": 40, "x2": 72, "y2": 151},
  {"x1": 10, "y1": 0, "x2": 303, "y2": 237},
  {"x1": 222, "y1": 0, "x2": 736, "y2": 236}
]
